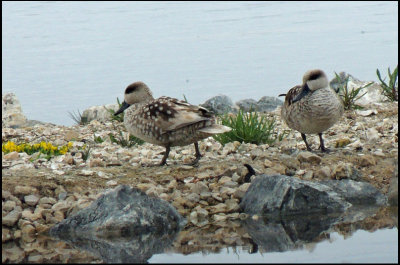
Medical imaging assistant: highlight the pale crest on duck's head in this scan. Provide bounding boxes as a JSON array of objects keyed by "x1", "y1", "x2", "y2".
[
  {"x1": 124, "y1": 81, "x2": 154, "y2": 104},
  {"x1": 302, "y1": 69, "x2": 328, "y2": 91}
]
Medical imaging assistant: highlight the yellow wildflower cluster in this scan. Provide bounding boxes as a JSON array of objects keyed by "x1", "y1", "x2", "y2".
[{"x1": 2, "y1": 141, "x2": 73, "y2": 156}]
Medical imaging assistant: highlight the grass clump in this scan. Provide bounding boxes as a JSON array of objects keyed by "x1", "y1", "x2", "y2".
[
  {"x1": 334, "y1": 72, "x2": 373, "y2": 110},
  {"x1": 213, "y1": 109, "x2": 288, "y2": 145},
  {"x1": 105, "y1": 97, "x2": 124, "y2": 122},
  {"x1": 376, "y1": 65, "x2": 398, "y2": 102},
  {"x1": 68, "y1": 110, "x2": 88, "y2": 125}
]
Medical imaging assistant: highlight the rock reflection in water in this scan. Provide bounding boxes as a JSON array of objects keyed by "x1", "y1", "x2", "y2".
[
  {"x1": 50, "y1": 228, "x2": 181, "y2": 263},
  {"x1": 240, "y1": 206, "x2": 394, "y2": 254}
]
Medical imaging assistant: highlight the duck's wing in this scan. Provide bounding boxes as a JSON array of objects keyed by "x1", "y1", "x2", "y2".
[
  {"x1": 146, "y1": 97, "x2": 213, "y2": 133},
  {"x1": 284, "y1": 85, "x2": 303, "y2": 106}
]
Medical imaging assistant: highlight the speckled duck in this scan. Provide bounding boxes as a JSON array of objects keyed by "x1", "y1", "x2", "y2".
[
  {"x1": 115, "y1": 81, "x2": 231, "y2": 165},
  {"x1": 279, "y1": 69, "x2": 344, "y2": 152}
]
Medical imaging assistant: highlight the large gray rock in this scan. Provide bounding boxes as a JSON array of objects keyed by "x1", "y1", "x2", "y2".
[
  {"x1": 256, "y1": 96, "x2": 283, "y2": 112},
  {"x1": 320, "y1": 179, "x2": 387, "y2": 206},
  {"x1": 81, "y1": 103, "x2": 119, "y2": 123},
  {"x1": 239, "y1": 174, "x2": 387, "y2": 217},
  {"x1": 329, "y1": 72, "x2": 386, "y2": 105},
  {"x1": 49, "y1": 185, "x2": 186, "y2": 237},
  {"x1": 2, "y1": 93, "x2": 27, "y2": 128},
  {"x1": 236, "y1": 97, "x2": 283, "y2": 113},
  {"x1": 200, "y1": 94, "x2": 238, "y2": 115},
  {"x1": 240, "y1": 175, "x2": 351, "y2": 216},
  {"x1": 236, "y1": 99, "x2": 258, "y2": 112}
]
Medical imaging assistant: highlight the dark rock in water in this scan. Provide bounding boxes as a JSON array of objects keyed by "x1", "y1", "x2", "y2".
[
  {"x1": 320, "y1": 179, "x2": 387, "y2": 206},
  {"x1": 239, "y1": 175, "x2": 351, "y2": 216},
  {"x1": 256, "y1": 96, "x2": 283, "y2": 112},
  {"x1": 50, "y1": 185, "x2": 186, "y2": 238},
  {"x1": 49, "y1": 185, "x2": 186, "y2": 263},
  {"x1": 239, "y1": 174, "x2": 387, "y2": 217},
  {"x1": 200, "y1": 95, "x2": 237, "y2": 115}
]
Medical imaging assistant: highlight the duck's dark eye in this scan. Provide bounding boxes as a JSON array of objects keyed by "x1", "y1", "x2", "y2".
[
  {"x1": 125, "y1": 85, "x2": 137, "y2": 94},
  {"x1": 308, "y1": 71, "x2": 322, "y2": 81}
]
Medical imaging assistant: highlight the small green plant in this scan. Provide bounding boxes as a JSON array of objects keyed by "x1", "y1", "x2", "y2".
[
  {"x1": 109, "y1": 130, "x2": 144, "y2": 147},
  {"x1": 81, "y1": 145, "x2": 91, "y2": 161},
  {"x1": 105, "y1": 97, "x2": 124, "y2": 122},
  {"x1": 335, "y1": 72, "x2": 373, "y2": 110},
  {"x1": 213, "y1": 109, "x2": 287, "y2": 145},
  {"x1": 376, "y1": 65, "x2": 398, "y2": 102},
  {"x1": 93, "y1": 134, "x2": 104, "y2": 144},
  {"x1": 68, "y1": 110, "x2": 88, "y2": 125}
]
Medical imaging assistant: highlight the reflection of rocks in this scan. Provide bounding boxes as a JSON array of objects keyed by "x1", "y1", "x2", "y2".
[
  {"x1": 239, "y1": 174, "x2": 387, "y2": 217},
  {"x1": 50, "y1": 226, "x2": 180, "y2": 263},
  {"x1": 241, "y1": 206, "x2": 386, "y2": 253},
  {"x1": 49, "y1": 185, "x2": 185, "y2": 262}
]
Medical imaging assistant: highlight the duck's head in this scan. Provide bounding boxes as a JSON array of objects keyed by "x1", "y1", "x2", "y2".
[
  {"x1": 292, "y1": 69, "x2": 328, "y2": 103},
  {"x1": 114, "y1": 81, "x2": 154, "y2": 115},
  {"x1": 302, "y1": 69, "x2": 328, "y2": 91}
]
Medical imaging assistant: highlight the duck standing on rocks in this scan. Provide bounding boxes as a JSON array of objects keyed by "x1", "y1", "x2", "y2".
[
  {"x1": 279, "y1": 69, "x2": 344, "y2": 152},
  {"x1": 114, "y1": 81, "x2": 232, "y2": 166}
]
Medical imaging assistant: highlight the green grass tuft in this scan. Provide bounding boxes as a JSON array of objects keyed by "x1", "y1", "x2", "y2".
[
  {"x1": 213, "y1": 109, "x2": 288, "y2": 145},
  {"x1": 376, "y1": 65, "x2": 398, "y2": 102},
  {"x1": 335, "y1": 72, "x2": 373, "y2": 110}
]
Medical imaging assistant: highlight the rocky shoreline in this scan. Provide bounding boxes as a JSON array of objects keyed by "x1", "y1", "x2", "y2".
[{"x1": 2, "y1": 74, "x2": 398, "y2": 263}]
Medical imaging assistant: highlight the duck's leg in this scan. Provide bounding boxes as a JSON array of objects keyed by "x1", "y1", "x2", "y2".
[
  {"x1": 159, "y1": 145, "x2": 170, "y2": 166},
  {"x1": 301, "y1": 133, "x2": 312, "y2": 151},
  {"x1": 186, "y1": 142, "x2": 202, "y2": 166},
  {"x1": 318, "y1": 133, "x2": 329, "y2": 152}
]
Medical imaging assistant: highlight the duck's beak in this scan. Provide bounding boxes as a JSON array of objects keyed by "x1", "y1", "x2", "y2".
[
  {"x1": 114, "y1": 101, "x2": 130, "y2": 116},
  {"x1": 292, "y1": 85, "x2": 310, "y2": 103}
]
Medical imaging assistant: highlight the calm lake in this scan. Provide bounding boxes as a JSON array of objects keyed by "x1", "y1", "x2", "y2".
[{"x1": 2, "y1": 1, "x2": 398, "y2": 126}]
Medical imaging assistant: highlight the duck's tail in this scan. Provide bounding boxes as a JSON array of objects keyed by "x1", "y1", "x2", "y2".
[{"x1": 198, "y1": 124, "x2": 231, "y2": 134}]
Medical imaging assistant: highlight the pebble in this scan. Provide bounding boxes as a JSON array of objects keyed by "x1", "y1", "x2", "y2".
[
  {"x1": 24, "y1": 195, "x2": 40, "y2": 206},
  {"x1": 3, "y1": 208, "x2": 22, "y2": 227},
  {"x1": 297, "y1": 151, "x2": 322, "y2": 164}
]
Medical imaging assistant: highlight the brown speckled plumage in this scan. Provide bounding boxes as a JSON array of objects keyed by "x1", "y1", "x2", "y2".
[
  {"x1": 280, "y1": 69, "x2": 344, "y2": 152},
  {"x1": 115, "y1": 81, "x2": 231, "y2": 165}
]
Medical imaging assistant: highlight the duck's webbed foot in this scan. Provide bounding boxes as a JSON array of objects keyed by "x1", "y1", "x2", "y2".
[
  {"x1": 301, "y1": 133, "x2": 313, "y2": 151},
  {"x1": 318, "y1": 133, "x2": 330, "y2": 153},
  {"x1": 185, "y1": 142, "x2": 202, "y2": 166}
]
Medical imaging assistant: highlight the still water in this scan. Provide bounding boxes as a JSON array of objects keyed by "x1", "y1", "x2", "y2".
[{"x1": 2, "y1": 1, "x2": 398, "y2": 126}]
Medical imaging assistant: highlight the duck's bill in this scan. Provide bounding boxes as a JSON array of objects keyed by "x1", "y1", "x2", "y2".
[
  {"x1": 292, "y1": 86, "x2": 310, "y2": 103},
  {"x1": 114, "y1": 101, "x2": 130, "y2": 116}
]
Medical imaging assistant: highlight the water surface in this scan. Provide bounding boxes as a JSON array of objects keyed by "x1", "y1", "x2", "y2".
[{"x1": 2, "y1": 1, "x2": 398, "y2": 125}]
